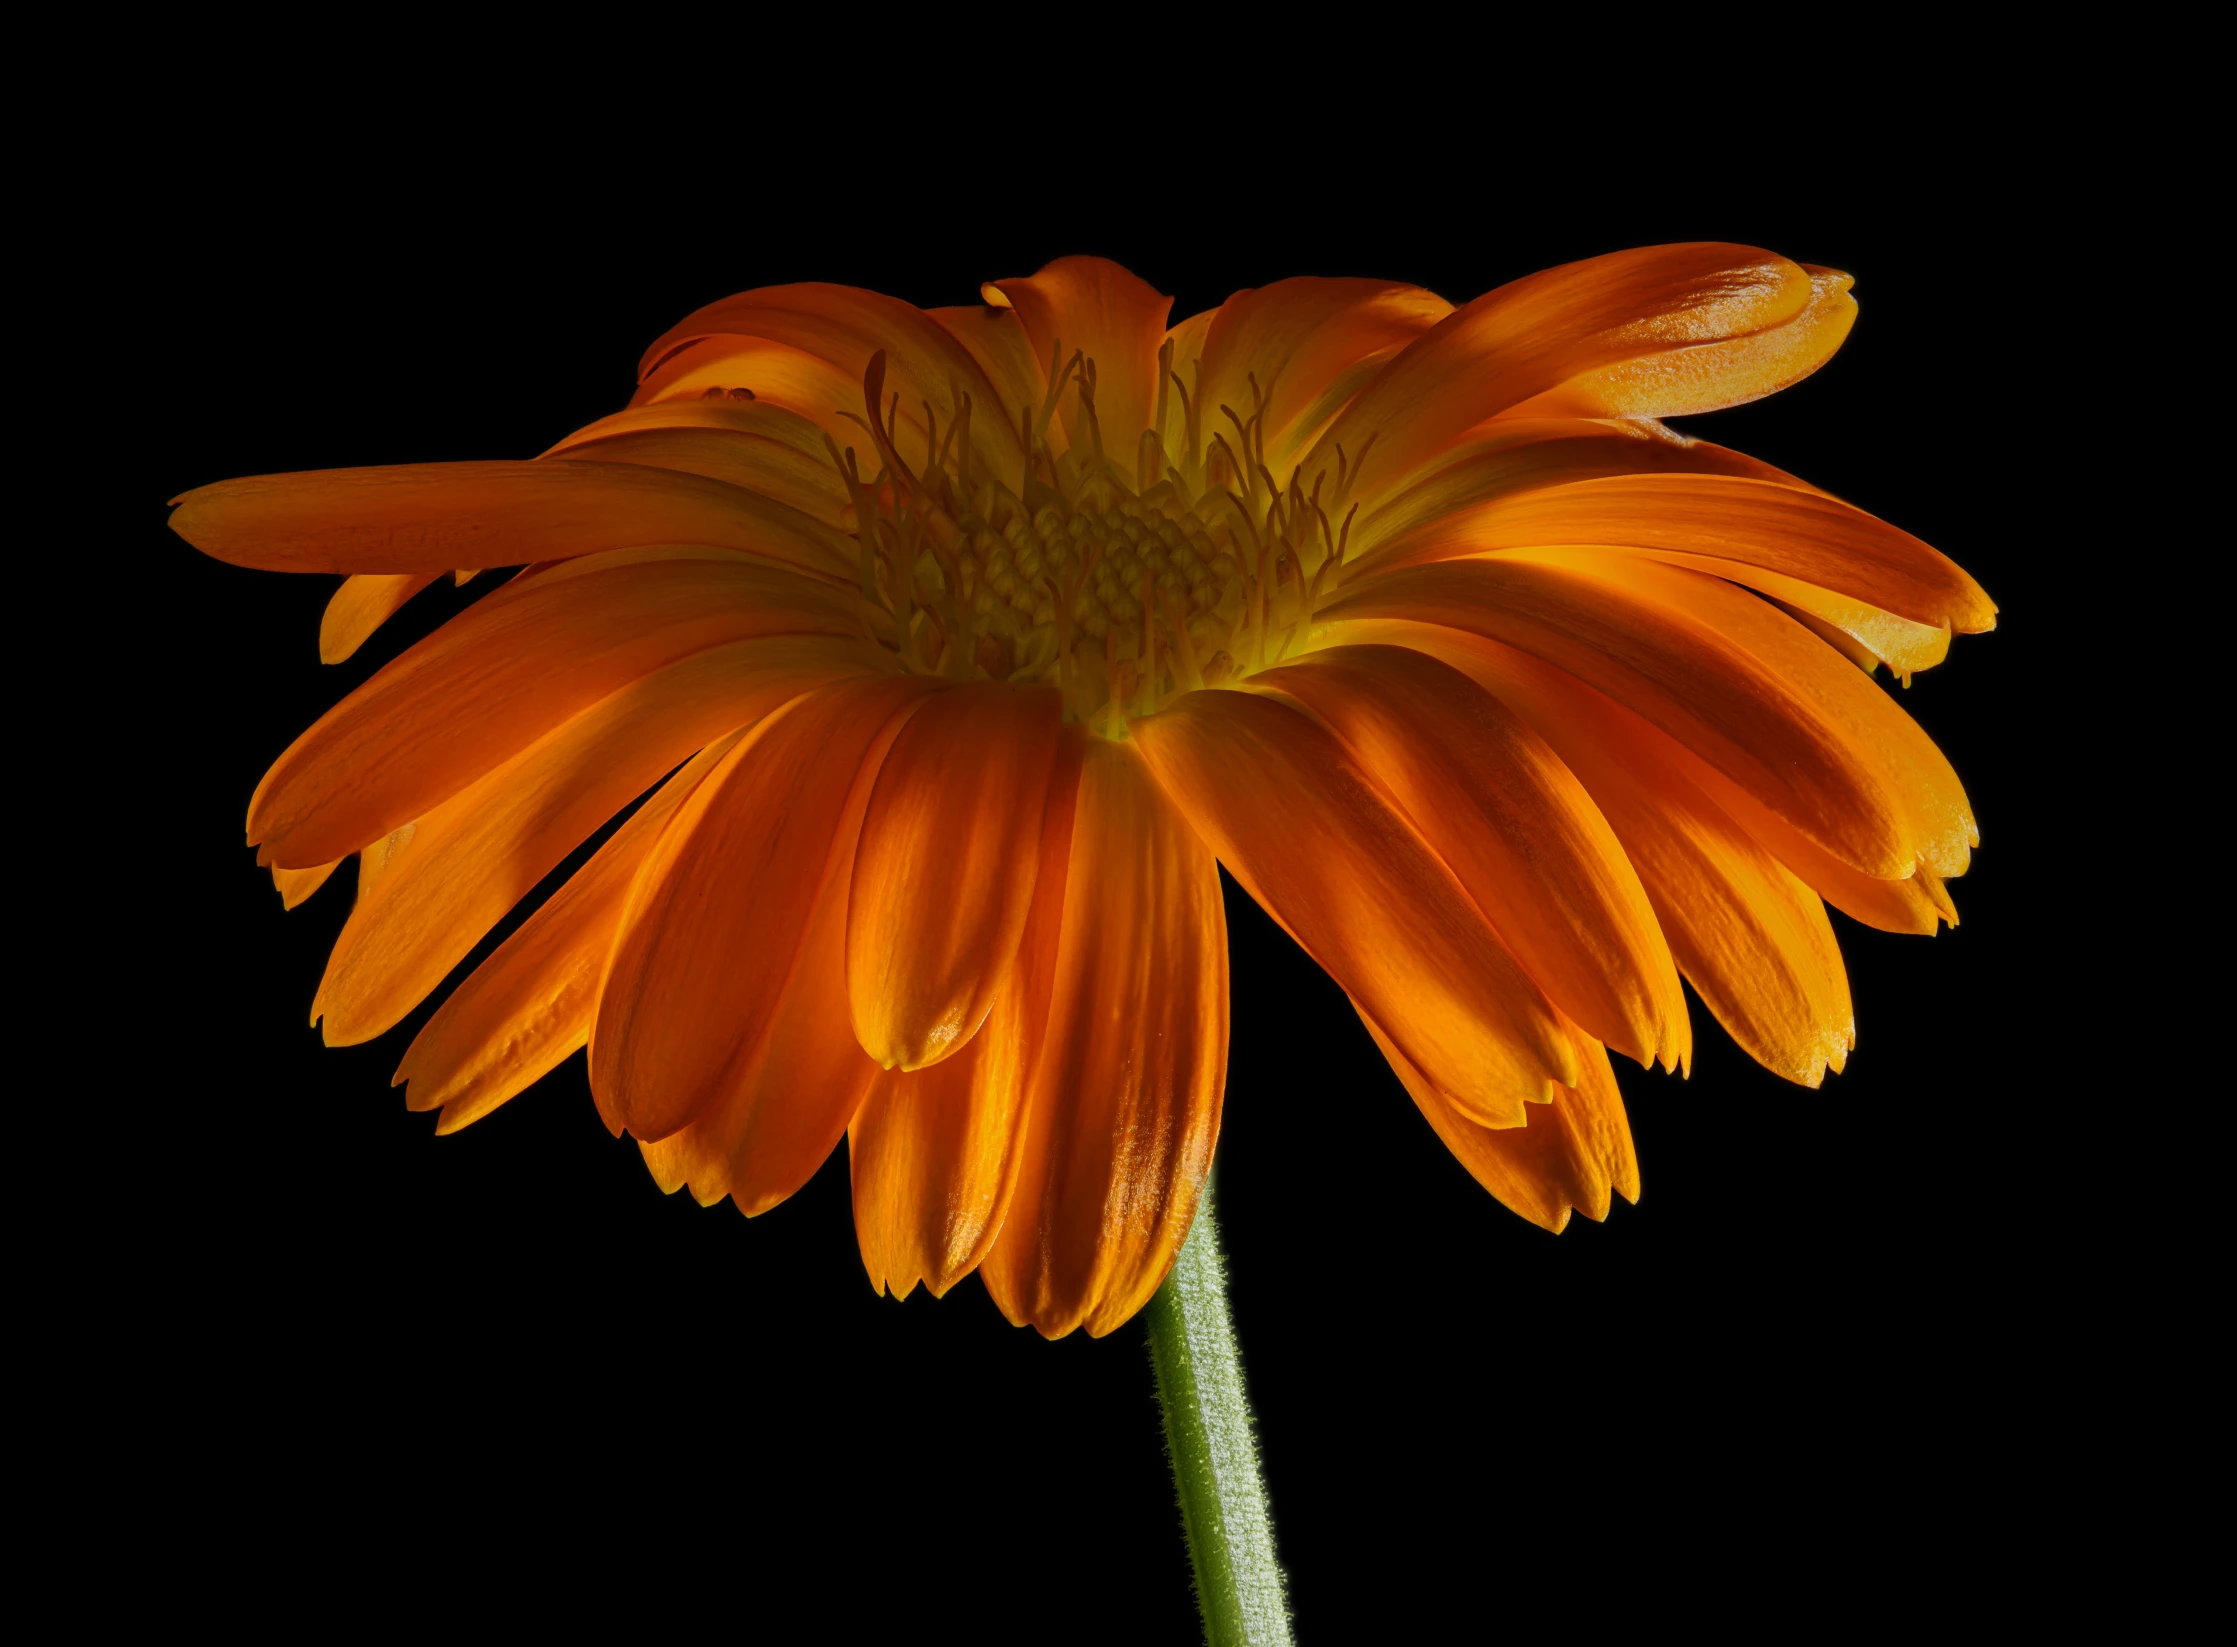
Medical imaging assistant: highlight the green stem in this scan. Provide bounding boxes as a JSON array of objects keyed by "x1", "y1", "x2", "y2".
[{"x1": 1144, "y1": 1189, "x2": 1293, "y2": 1646}]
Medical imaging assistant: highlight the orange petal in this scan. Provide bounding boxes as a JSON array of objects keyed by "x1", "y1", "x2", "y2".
[
  {"x1": 634, "y1": 282, "x2": 1028, "y2": 478},
  {"x1": 1364, "y1": 623, "x2": 1858, "y2": 1086},
  {"x1": 980, "y1": 738, "x2": 1226, "y2": 1339},
  {"x1": 1350, "y1": 420, "x2": 1817, "y2": 568},
  {"x1": 1365, "y1": 1011, "x2": 1637, "y2": 1233},
  {"x1": 1193, "y1": 277, "x2": 1454, "y2": 466},
  {"x1": 847, "y1": 684, "x2": 1064, "y2": 1071},
  {"x1": 392, "y1": 729, "x2": 748, "y2": 1133},
  {"x1": 320, "y1": 573, "x2": 439, "y2": 664},
  {"x1": 541, "y1": 420, "x2": 850, "y2": 527},
  {"x1": 1257, "y1": 645, "x2": 1689, "y2": 1073},
  {"x1": 1323, "y1": 554, "x2": 1966, "y2": 880},
  {"x1": 849, "y1": 727, "x2": 1086, "y2": 1302},
  {"x1": 1132, "y1": 687, "x2": 1574, "y2": 1126},
  {"x1": 1368, "y1": 473, "x2": 1995, "y2": 637},
  {"x1": 169, "y1": 459, "x2": 858, "y2": 580},
  {"x1": 633, "y1": 686, "x2": 936, "y2": 1214},
  {"x1": 926, "y1": 304, "x2": 1044, "y2": 443},
  {"x1": 1307, "y1": 243, "x2": 1815, "y2": 489},
  {"x1": 310, "y1": 638, "x2": 873, "y2": 1045},
  {"x1": 592, "y1": 675, "x2": 939, "y2": 1145},
  {"x1": 271, "y1": 859, "x2": 339, "y2": 909},
  {"x1": 987, "y1": 258, "x2": 1174, "y2": 450},
  {"x1": 1503, "y1": 266, "x2": 1857, "y2": 420},
  {"x1": 248, "y1": 551, "x2": 871, "y2": 869}
]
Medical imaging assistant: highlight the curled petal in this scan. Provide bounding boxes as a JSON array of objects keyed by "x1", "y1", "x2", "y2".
[
  {"x1": 981, "y1": 739, "x2": 1225, "y2": 1339},
  {"x1": 1309, "y1": 243, "x2": 1816, "y2": 491},
  {"x1": 1132, "y1": 686, "x2": 1573, "y2": 1126},
  {"x1": 170, "y1": 459, "x2": 857, "y2": 579},
  {"x1": 542, "y1": 422, "x2": 850, "y2": 527},
  {"x1": 1503, "y1": 266, "x2": 1857, "y2": 420},
  {"x1": 847, "y1": 684, "x2": 1064, "y2": 1071}
]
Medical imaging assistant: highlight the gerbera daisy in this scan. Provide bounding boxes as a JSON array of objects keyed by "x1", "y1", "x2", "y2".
[{"x1": 171, "y1": 245, "x2": 1990, "y2": 1354}]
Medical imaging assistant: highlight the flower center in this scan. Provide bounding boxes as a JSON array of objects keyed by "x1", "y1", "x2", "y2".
[{"x1": 829, "y1": 344, "x2": 1372, "y2": 735}]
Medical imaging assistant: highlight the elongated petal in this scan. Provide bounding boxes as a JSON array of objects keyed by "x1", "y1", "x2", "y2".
[
  {"x1": 849, "y1": 728, "x2": 1085, "y2": 1301},
  {"x1": 392, "y1": 730, "x2": 747, "y2": 1132},
  {"x1": 1258, "y1": 645, "x2": 1688, "y2": 1072},
  {"x1": 310, "y1": 639, "x2": 872, "y2": 1044},
  {"x1": 542, "y1": 424, "x2": 850, "y2": 526},
  {"x1": 320, "y1": 573, "x2": 439, "y2": 664},
  {"x1": 1368, "y1": 473, "x2": 1995, "y2": 635},
  {"x1": 1358, "y1": 622, "x2": 1858, "y2": 1085},
  {"x1": 987, "y1": 258, "x2": 1174, "y2": 450},
  {"x1": 847, "y1": 684, "x2": 1064, "y2": 1071},
  {"x1": 980, "y1": 739, "x2": 1225, "y2": 1339},
  {"x1": 635, "y1": 283, "x2": 1027, "y2": 477},
  {"x1": 1503, "y1": 266, "x2": 1857, "y2": 420},
  {"x1": 592, "y1": 675, "x2": 938, "y2": 1144},
  {"x1": 1132, "y1": 687, "x2": 1573, "y2": 1126},
  {"x1": 1323, "y1": 554, "x2": 1969, "y2": 879},
  {"x1": 1350, "y1": 420, "x2": 1815, "y2": 571},
  {"x1": 1308, "y1": 244, "x2": 1815, "y2": 491},
  {"x1": 633, "y1": 686, "x2": 933, "y2": 1213},
  {"x1": 248, "y1": 551, "x2": 870, "y2": 868},
  {"x1": 1364, "y1": 1011, "x2": 1637, "y2": 1232},
  {"x1": 170, "y1": 459, "x2": 857, "y2": 579},
  {"x1": 1193, "y1": 277, "x2": 1453, "y2": 466}
]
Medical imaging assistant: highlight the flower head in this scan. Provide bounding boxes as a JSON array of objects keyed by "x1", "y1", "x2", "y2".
[{"x1": 173, "y1": 247, "x2": 1992, "y2": 1337}]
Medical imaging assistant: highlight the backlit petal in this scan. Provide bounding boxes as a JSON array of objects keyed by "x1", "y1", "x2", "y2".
[
  {"x1": 1322, "y1": 554, "x2": 1971, "y2": 879},
  {"x1": 987, "y1": 258, "x2": 1174, "y2": 453},
  {"x1": 169, "y1": 459, "x2": 858, "y2": 579},
  {"x1": 1364, "y1": 1011, "x2": 1638, "y2": 1233},
  {"x1": 980, "y1": 739, "x2": 1225, "y2": 1339},
  {"x1": 1357, "y1": 622, "x2": 1858, "y2": 1085},
  {"x1": 271, "y1": 859, "x2": 339, "y2": 908},
  {"x1": 635, "y1": 282, "x2": 1028, "y2": 478},
  {"x1": 320, "y1": 573, "x2": 440, "y2": 664},
  {"x1": 248, "y1": 551, "x2": 871, "y2": 868},
  {"x1": 1350, "y1": 420, "x2": 1811, "y2": 572},
  {"x1": 1132, "y1": 687, "x2": 1574, "y2": 1126},
  {"x1": 1503, "y1": 266, "x2": 1857, "y2": 420},
  {"x1": 542, "y1": 420, "x2": 850, "y2": 527},
  {"x1": 847, "y1": 684, "x2": 1064, "y2": 1071},
  {"x1": 392, "y1": 730, "x2": 748, "y2": 1132},
  {"x1": 310, "y1": 638, "x2": 873, "y2": 1045},
  {"x1": 1257, "y1": 645, "x2": 1689, "y2": 1072},
  {"x1": 592, "y1": 675, "x2": 939, "y2": 1144},
  {"x1": 1309, "y1": 244, "x2": 1815, "y2": 490},
  {"x1": 633, "y1": 684, "x2": 935, "y2": 1214},
  {"x1": 1193, "y1": 277, "x2": 1454, "y2": 467},
  {"x1": 1363, "y1": 473, "x2": 1996, "y2": 636},
  {"x1": 849, "y1": 729, "x2": 1086, "y2": 1301}
]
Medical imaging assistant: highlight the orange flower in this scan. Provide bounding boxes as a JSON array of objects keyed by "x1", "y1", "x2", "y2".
[{"x1": 172, "y1": 247, "x2": 1992, "y2": 1339}]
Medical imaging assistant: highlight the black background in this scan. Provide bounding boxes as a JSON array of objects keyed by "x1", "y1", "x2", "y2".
[{"x1": 84, "y1": 100, "x2": 2112, "y2": 1638}]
